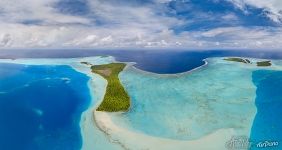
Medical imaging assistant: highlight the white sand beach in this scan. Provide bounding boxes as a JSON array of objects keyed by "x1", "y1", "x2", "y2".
[{"x1": 95, "y1": 111, "x2": 235, "y2": 150}]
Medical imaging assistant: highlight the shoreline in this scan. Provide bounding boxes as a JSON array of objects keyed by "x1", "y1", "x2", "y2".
[
  {"x1": 116, "y1": 55, "x2": 282, "y2": 77},
  {"x1": 92, "y1": 56, "x2": 278, "y2": 150},
  {"x1": 0, "y1": 56, "x2": 123, "y2": 150},
  {"x1": 124, "y1": 56, "x2": 281, "y2": 78},
  {"x1": 1, "y1": 56, "x2": 282, "y2": 150},
  {"x1": 94, "y1": 111, "x2": 235, "y2": 150},
  {"x1": 126, "y1": 59, "x2": 208, "y2": 77}
]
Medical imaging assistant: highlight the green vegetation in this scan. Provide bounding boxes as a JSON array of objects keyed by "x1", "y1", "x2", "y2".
[
  {"x1": 224, "y1": 57, "x2": 272, "y2": 67},
  {"x1": 257, "y1": 61, "x2": 271, "y2": 67},
  {"x1": 224, "y1": 57, "x2": 251, "y2": 64},
  {"x1": 91, "y1": 63, "x2": 130, "y2": 112}
]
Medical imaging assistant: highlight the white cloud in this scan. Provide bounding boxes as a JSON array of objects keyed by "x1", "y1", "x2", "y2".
[
  {"x1": 0, "y1": 0, "x2": 90, "y2": 25},
  {"x1": 0, "y1": 0, "x2": 187, "y2": 49},
  {"x1": 221, "y1": 13, "x2": 238, "y2": 21},
  {"x1": 0, "y1": 0, "x2": 281, "y2": 49},
  {"x1": 195, "y1": 27, "x2": 282, "y2": 48},
  {"x1": 0, "y1": 34, "x2": 12, "y2": 47},
  {"x1": 229, "y1": 0, "x2": 282, "y2": 23},
  {"x1": 1, "y1": 21, "x2": 282, "y2": 49}
]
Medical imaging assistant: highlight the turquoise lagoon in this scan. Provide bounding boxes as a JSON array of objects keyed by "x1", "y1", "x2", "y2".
[
  {"x1": 112, "y1": 58, "x2": 257, "y2": 140},
  {"x1": 0, "y1": 56, "x2": 281, "y2": 150},
  {"x1": 110, "y1": 57, "x2": 282, "y2": 149}
]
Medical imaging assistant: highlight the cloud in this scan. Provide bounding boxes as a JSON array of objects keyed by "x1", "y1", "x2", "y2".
[
  {"x1": 0, "y1": 34, "x2": 12, "y2": 47},
  {"x1": 229, "y1": 0, "x2": 282, "y2": 23},
  {"x1": 0, "y1": 0, "x2": 185, "y2": 49},
  {"x1": 0, "y1": 0, "x2": 281, "y2": 49},
  {"x1": 195, "y1": 27, "x2": 282, "y2": 48},
  {"x1": 221, "y1": 13, "x2": 239, "y2": 21},
  {"x1": 0, "y1": 0, "x2": 90, "y2": 25}
]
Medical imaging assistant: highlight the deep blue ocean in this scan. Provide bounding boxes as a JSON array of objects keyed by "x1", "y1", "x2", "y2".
[
  {"x1": 0, "y1": 50, "x2": 282, "y2": 150},
  {"x1": 250, "y1": 70, "x2": 282, "y2": 149},
  {"x1": 0, "y1": 63, "x2": 91, "y2": 150},
  {"x1": 1, "y1": 49, "x2": 282, "y2": 74}
]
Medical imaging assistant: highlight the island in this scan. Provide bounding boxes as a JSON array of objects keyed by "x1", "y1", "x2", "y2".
[
  {"x1": 91, "y1": 63, "x2": 130, "y2": 112},
  {"x1": 224, "y1": 57, "x2": 272, "y2": 67},
  {"x1": 257, "y1": 61, "x2": 272, "y2": 67},
  {"x1": 223, "y1": 57, "x2": 251, "y2": 64}
]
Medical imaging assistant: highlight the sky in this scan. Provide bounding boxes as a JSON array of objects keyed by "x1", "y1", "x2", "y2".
[{"x1": 0, "y1": 0, "x2": 282, "y2": 50}]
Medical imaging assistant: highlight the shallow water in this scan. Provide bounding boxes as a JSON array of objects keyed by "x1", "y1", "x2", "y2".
[
  {"x1": 1, "y1": 56, "x2": 282, "y2": 150},
  {"x1": 111, "y1": 58, "x2": 257, "y2": 141},
  {"x1": 0, "y1": 63, "x2": 91, "y2": 150}
]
